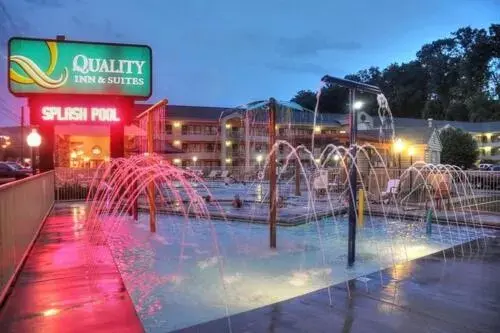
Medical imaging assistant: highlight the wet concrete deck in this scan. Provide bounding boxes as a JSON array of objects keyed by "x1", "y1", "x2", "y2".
[
  {"x1": 2, "y1": 201, "x2": 500, "y2": 333},
  {"x1": 176, "y1": 235, "x2": 500, "y2": 333},
  {"x1": 0, "y1": 203, "x2": 144, "y2": 333}
]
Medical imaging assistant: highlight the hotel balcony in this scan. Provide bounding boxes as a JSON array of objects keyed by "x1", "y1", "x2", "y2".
[{"x1": 477, "y1": 140, "x2": 500, "y2": 148}]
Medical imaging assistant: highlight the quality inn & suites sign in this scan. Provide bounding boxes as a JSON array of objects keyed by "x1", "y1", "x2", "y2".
[{"x1": 8, "y1": 37, "x2": 152, "y2": 98}]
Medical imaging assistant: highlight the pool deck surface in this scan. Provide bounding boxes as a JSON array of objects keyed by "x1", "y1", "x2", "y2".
[{"x1": 1, "y1": 202, "x2": 500, "y2": 332}]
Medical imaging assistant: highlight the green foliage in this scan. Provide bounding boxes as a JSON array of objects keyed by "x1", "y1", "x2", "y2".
[
  {"x1": 291, "y1": 24, "x2": 500, "y2": 121},
  {"x1": 439, "y1": 128, "x2": 479, "y2": 169}
]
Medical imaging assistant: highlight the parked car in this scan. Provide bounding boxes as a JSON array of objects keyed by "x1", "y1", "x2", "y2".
[
  {"x1": 0, "y1": 162, "x2": 32, "y2": 180},
  {"x1": 479, "y1": 163, "x2": 493, "y2": 170},
  {"x1": 5, "y1": 161, "x2": 32, "y2": 172}
]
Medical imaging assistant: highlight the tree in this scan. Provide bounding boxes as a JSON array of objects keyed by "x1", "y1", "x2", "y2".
[
  {"x1": 422, "y1": 99, "x2": 445, "y2": 120},
  {"x1": 445, "y1": 102, "x2": 469, "y2": 121},
  {"x1": 439, "y1": 127, "x2": 479, "y2": 169},
  {"x1": 291, "y1": 90, "x2": 316, "y2": 111},
  {"x1": 291, "y1": 23, "x2": 500, "y2": 121}
]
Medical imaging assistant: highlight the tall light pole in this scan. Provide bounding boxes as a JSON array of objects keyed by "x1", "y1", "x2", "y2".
[
  {"x1": 256, "y1": 154, "x2": 263, "y2": 169},
  {"x1": 408, "y1": 146, "x2": 415, "y2": 192},
  {"x1": 394, "y1": 138, "x2": 405, "y2": 177},
  {"x1": 27, "y1": 129, "x2": 42, "y2": 174},
  {"x1": 321, "y1": 75, "x2": 382, "y2": 267}
]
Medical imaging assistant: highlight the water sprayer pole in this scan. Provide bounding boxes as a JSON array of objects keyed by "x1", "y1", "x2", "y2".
[
  {"x1": 147, "y1": 109, "x2": 157, "y2": 232},
  {"x1": 295, "y1": 158, "x2": 301, "y2": 196},
  {"x1": 348, "y1": 88, "x2": 357, "y2": 267},
  {"x1": 269, "y1": 98, "x2": 277, "y2": 249}
]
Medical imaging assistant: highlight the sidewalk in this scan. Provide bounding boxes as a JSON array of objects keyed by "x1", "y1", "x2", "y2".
[{"x1": 0, "y1": 203, "x2": 144, "y2": 333}]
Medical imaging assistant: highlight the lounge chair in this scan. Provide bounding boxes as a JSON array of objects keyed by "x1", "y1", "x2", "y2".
[
  {"x1": 380, "y1": 179, "x2": 400, "y2": 203},
  {"x1": 207, "y1": 170, "x2": 219, "y2": 180}
]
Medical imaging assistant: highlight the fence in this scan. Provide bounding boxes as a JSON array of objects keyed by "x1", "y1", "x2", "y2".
[
  {"x1": 54, "y1": 167, "x2": 106, "y2": 201},
  {"x1": 52, "y1": 165, "x2": 500, "y2": 213},
  {"x1": 0, "y1": 171, "x2": 55, "y2": 304}
]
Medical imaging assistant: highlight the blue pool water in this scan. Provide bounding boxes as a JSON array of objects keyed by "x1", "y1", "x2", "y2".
[{"x1": 104, "y1": 214, "x2": 490, "y2": 332}]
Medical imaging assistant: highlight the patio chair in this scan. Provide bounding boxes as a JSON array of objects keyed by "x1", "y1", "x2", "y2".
[
  {"x1": 207, "y1": 170, "x2": 219, "y2": 180},
  {"x1": 220, "y1": 170, "x2": 229, "y2": 179},
  {"x1": 380, "y1": 179, "x2": 400, "y2": 204},
  {"x1": 328, "y1": 174, "x2": 342, "y2": 192}
]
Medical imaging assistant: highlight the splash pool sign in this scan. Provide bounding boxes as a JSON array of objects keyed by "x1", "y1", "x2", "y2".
[{"x1": 8, "y1": 37, "x2": 152, "y2": 98}]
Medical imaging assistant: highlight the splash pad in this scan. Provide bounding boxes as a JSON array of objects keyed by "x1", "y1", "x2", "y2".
[{"x1": 83, "y1": 80, "x2": 492, "y2": 332}]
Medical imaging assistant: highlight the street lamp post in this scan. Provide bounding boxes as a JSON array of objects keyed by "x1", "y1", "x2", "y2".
[
  {"x1": 394, "y1": 138, "x2": 405, "y2": 177},
  {"x1": 27, "y1": 129, "x2": 42, "y2": 174},
  {"x1": 256, "y1": 154, "x2": 263, "y2": 169},
  {"x1": 408, "y1": 146, "x2": 415, "y2": 192}
]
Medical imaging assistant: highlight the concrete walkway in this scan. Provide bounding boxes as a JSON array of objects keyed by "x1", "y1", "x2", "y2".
[{"x1": 0, "y1": 203, "x2": 143, "y2": 333}]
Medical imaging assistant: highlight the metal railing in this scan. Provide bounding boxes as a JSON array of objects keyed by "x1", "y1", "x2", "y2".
[
  {"x1": 0, "y1": 171, "x2": 55, "y2": 304},
  {"x1": 54, "y1": 167, "x2": 106, "y2": 201}
]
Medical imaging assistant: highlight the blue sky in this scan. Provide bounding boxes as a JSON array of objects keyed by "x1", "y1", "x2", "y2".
[{"x1": 0, "y1": 0, "x2": 499, "y2": 126}]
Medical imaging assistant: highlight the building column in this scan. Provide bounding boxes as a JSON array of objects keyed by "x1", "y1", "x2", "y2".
[
  {"x1": 38, "y1": 124, "x2": 55, "y2": 172},
  {"x1": 221, "y1": 119, "x2": 227, "y2": 170}
]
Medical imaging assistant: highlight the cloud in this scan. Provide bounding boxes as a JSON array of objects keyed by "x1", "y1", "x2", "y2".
[
  {"x1": 266, "y1": 61, "x2": 332, "y2": 75},
  {"x1": 276, "y1": 31, "x2": 361, "y2": 57}
]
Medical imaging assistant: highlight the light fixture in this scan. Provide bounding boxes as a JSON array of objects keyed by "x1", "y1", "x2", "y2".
[
  {"x1": 173, "y1": 121, "x2": 181, "y2": 128},
  {"x1": 333, "y1": 154, "x2": 340, "y2": 161},
  {"x1": 27, "y1": 128, "x2": 42, "y2": 147},
  {"x1": 408, "y1": 146, "x2": 415, "y2": 157},
  {"x1": 256, "y1": 154, "x2": 263, "y2": 162},
  {"x1": 83, "y1": 156, "x2": 90, "y2": 162},
  {"x1": 70, "y1": 151, "x2": 77, "y2": 159},
  {"x1": 225, "y1": 123, "x2": 231, "y2": 129},
  {"x1": 339, "y1": 130, "x2": 346, "y2": 134},
  {"x1": 353, "y1": 101, "x2": 363, "y2": 110},
  {"x1": 225, "y1": 158, "x2": 232, "y2": 163},
  {"x1": 225, "y1": 140, "x2": 232, "y2": 147},
  {"x1": 173, "y1": 140, "x2": 181, "y2": 146},
  {"x1": 192, "y1": 156, "x2": 198, "y2": 162},
  {"x1": 91, "y1": 145, "x2": 102, "y2": 156},
  {"x1": 315, "y1": 158, "x2": 321, "y2": 163},
  {"x1": 314, "y1": 126, "x2": 321, "y2": 133},
  {"x1": 393, "y1": 138, "x2": 405, "y2": 153},
  {"x1": 1, "y1": 144, "x2": 6, "y2": 149},
  {"x1": 173, "y1": 158, "x2": 181, "y2": 164},
  {"x1": 77, "y1": 149, "x2": 84, "y2": 156}
]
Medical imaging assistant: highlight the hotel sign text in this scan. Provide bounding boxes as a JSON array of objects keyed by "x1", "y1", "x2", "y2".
[
  {"x1": 41, "y1": 106, "x2": 120, "y2": 122},
  {"x1": 8, "y1": 37, "x2": 152, "y2": 98}
]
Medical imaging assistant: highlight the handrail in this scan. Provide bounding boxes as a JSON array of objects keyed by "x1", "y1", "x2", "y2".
[
  {"x1": 135, "y1": 99, "x2": 168, "y2": 119},
  {"x1": 0, "y1": 170, "x2": 55, "y2": 192}
]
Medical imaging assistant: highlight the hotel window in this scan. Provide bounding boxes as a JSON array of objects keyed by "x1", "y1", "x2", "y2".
[
  {"x1": 181, "y1": 126, "x2": 188, "y2": 135},
  {"x1": 206, "y1": 143, "x2": 214, "y2": 152},
  {"x1": 165, "y1": 124, "x2": 172, "y2": 135}
]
